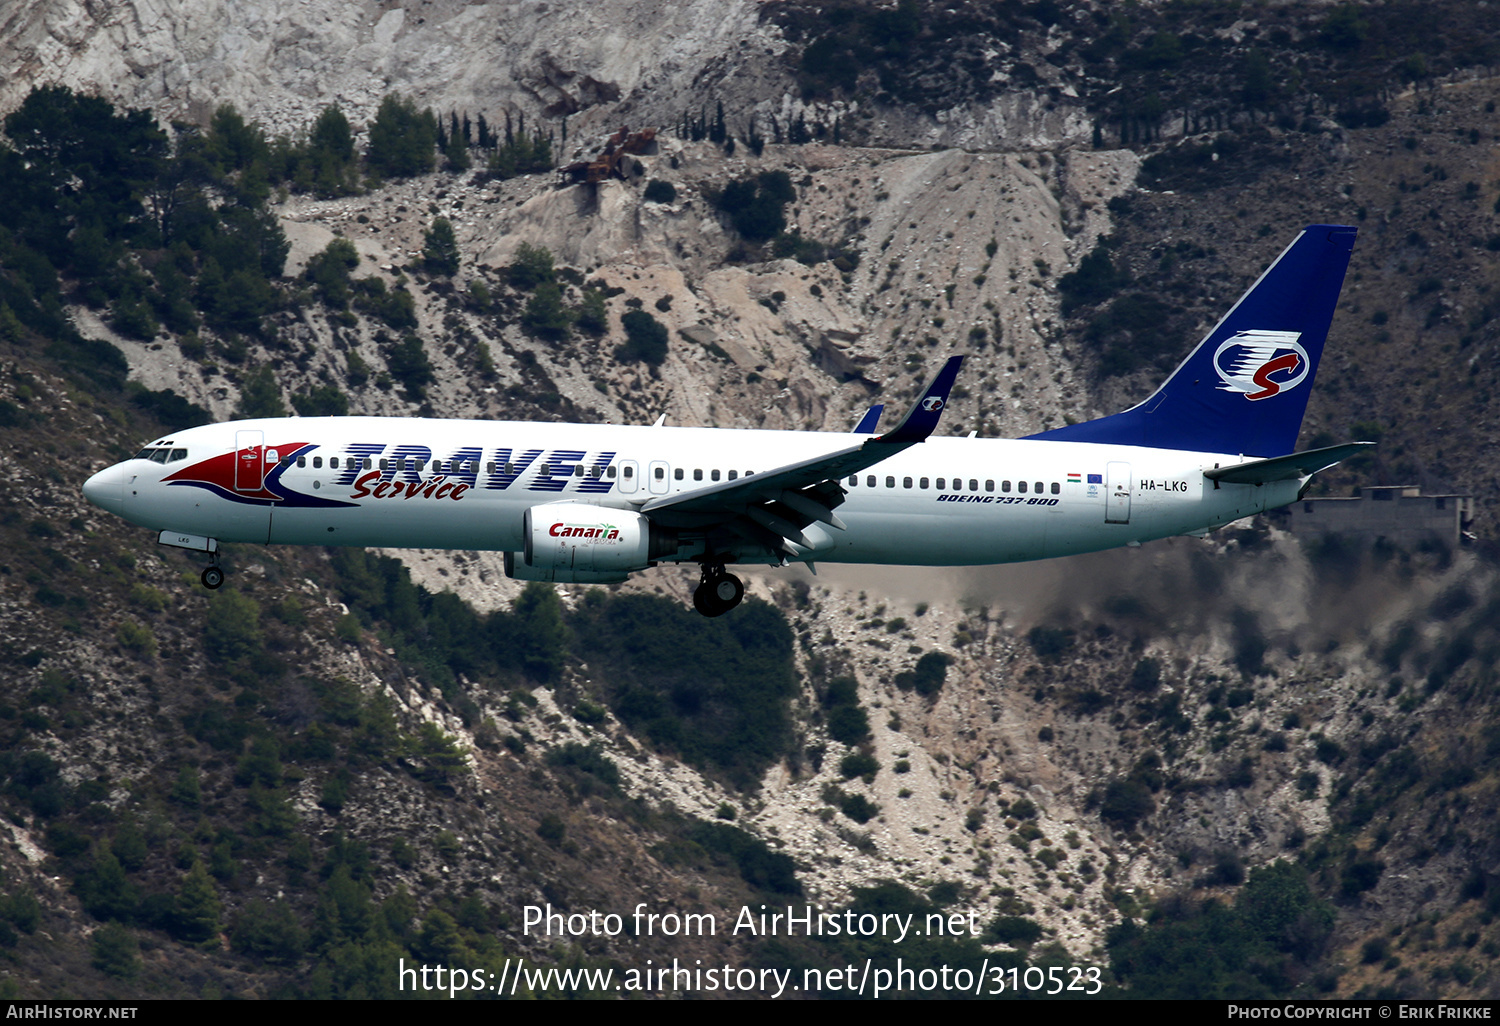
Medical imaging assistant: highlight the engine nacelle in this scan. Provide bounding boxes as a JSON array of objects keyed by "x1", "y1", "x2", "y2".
[
  {"x1": 503, "y1": 552, "x2": 630, "y2": 584},
  {"x1": 522, "y1": 502, "x2": 675, "y2": 575}
]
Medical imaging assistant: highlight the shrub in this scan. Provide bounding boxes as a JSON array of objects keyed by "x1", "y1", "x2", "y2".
[
  {"x1": 895, "y1": 652, "x2": 952, "y2": 696},
  {"x1": 616, "y1": 309, "x2": 669, "y2": 366},
  {"x1": 839, "y1": 751, "x2": 879, "y2": 780},
  {"x1": 507, "y1": 242, "x2": 555, "y2": 291},
  {"x1": 291, "y1": 384, "x2": 349, "y2": 417},
  {"x1": 643, "y1": 179, "x2": 677, "y2": 203}
]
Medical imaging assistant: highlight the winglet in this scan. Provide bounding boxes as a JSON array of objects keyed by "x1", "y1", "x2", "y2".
[
  {"x1": 876, "y1": 355, "x2": 965, "y2": 444},
  {"x1": 852, "y1": 404, "x2": 884, "y2": 434}
]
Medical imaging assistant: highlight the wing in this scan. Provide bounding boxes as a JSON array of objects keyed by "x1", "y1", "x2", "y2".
[{"x1": 640, "y1": 356, "x2": 964, "y2": 558}]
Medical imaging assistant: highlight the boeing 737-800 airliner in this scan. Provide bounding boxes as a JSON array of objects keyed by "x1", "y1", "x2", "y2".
[{"x1": 84, "y1": 225, "x2": 1367, "y2": 616}]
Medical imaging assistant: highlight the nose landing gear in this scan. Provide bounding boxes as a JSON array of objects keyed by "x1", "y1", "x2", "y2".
[
  {"x1": 200, "y1": 552, "x2": 224, "y2": 590},
  {"x1": 692, "y1": 563, "x2": 744, "y2": 617}
]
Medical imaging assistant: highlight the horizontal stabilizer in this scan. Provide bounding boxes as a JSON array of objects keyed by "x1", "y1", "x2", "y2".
[{"x1": 1204, "y1": 441, "x2": 1375, "y2": 484}]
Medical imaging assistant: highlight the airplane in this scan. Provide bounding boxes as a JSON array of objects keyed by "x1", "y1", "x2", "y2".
[{"x1": 83, "y1": 225, "x2": 1368, "y2": 617}]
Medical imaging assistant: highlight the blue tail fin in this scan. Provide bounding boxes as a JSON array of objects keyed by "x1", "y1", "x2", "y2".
[{"x1": 1027, "y1": 225, "x2": 1356, "y2": 457}]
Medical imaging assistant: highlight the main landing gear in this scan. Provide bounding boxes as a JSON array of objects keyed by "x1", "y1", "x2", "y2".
[{"x1": 693, "y1": 563, "x2": 744, "y2": 617}]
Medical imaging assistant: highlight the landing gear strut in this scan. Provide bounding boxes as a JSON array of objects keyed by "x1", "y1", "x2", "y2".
[
  {"x1": 692, "y1": 563, "x2": 744, "y2": 617},
  {"x1": 201, "y1": 553, "x2": 224, "y2": 590}
]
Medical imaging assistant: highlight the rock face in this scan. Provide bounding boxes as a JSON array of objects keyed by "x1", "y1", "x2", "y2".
[
  {"x1": 0, "y1": 0, "x2": 1091, "y2": 154},
  {"x1": 0, "y1": 0, "x2": 773, "y2": 139}
]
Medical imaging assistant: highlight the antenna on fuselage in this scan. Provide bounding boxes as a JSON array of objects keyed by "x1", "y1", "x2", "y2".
[{"x1": 651, "y1": 414, "x2": 666, "y2": 427}]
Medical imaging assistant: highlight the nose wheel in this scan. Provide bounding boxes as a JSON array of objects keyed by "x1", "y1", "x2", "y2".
[
  {"x1": 200, "y1": 553, "x2": 225, "y2": 590},
  {"x1": 693, "y1": 564, "x2": 744, "y2": 617}
]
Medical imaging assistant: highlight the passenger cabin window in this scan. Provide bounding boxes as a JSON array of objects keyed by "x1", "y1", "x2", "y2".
[
  {"x1": 695, "y1": 469, "x2": 705, "y2": 481},
  {"x1": 1050, "y1": 482, "x2": 1059, "y2": 494},
  {"x1": 728, "y1": 470, "x2": 738, "y2": 480},
  {"x1": 968, "y1": 479, "x2": 978, "y2": 491},
  {"x1": 1018, "y1": 481, "x2": 1027, "y2": 493},
  {"x1": 330, "y1": 457, "x2": 340, "y2": 469},
  {"x1": 674, "y1": 468, "x2": 683, "y2": 480},
  {"x1": 903, "y1": 477, "x2": 913, "y2": 489},
  {"x1": 624, "y1": 466, "x2": 634, "y2": 479},
  {"x1": 867, "y1": 475, "x2": 876, "y2": 487},
  {"x1": 936, "y1": 477, "x2": 945, "y2": 490},
  {"x1": 886, "y1": 476, "x2": 895, "y2": 488},
  {"x1": 1034, "y1": 481, "x2": 1043, "y2": 493},
  {"x1": 711, "y1": 470, "x2": 721, "y2": 482},
  {"x1": 297, "y1": 457, "x2": 307, "y2": 468},
  {"x1": 654, "y1": 467, "x2": 664, "y2": 480},
  {"x1": 1002, "y1": 480, "x2": 1011, "y2": 492},
  {"x1": 380, "y1": 459, "x2": 389, "y2": 471},
  {"x1": 314, "y1": 457, "x2": 323, "y2": 469},
  {"x1": 985, "y1": 480, "x2": 994, "y2": 492},
  {"x1": 363, "y1": 458, "x2": 373, "y2": 470},
  {"x1": 606, "y1": 466, "x2": 617, "y2": 478}
]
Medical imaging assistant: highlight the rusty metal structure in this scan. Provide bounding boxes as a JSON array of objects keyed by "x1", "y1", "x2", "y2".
[{"x1": 559, "y1": 127, "x2": 658, "y2": 184}]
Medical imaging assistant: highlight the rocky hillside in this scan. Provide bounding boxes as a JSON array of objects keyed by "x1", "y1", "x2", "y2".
[{"x1": 4, "y1": 0, "x2": 1500, "y2": 1001}]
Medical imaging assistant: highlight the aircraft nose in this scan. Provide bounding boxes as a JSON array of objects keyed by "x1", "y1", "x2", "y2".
[{"x1": 83, "y1": 464, "x2": 124, "y2": 515}]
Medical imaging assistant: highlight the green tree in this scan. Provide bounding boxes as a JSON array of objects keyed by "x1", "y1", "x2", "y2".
[
  {"x1": 575, "y1": 288, "x2": 608, "y2": 335},
  {"x1": 443, "y1": 128, "x2": 471, "y2": 173},
  {"x1": 507, "y1": 242, "x2": 555, "y2": 290},
  {"x1": 91, "y1": 923, "x2": 140, "y2": 979},
  {"x1": 366, "y1": 95, "x2": 438, "y2": 180},
  {"x1": 77, "y1": 843, "x2": 138, "y2": 923},
  {"x1": 235, "y1": 365, "x2": 287, "y2": 419},
  {"x1": 303, "y1": 105, "x2": 358, "y2": 197},
  {"x1": 617, "y1": 309, "x2": 669, "y2": 366},
  {"x1": 173, "y1": 862, "x2": 222, "y2": 945},
  {"x1": 205, "y1": 589, "x2": 263, "y2": 663},
  {"x1": 291, "y1": 384, "x2": 350, "y2": 417},
  {"x1": 382, "y1": 334, "x2": 435, "y2": 398},
  {"x1": 511, "y1": 583, "x2": 569, "y2": 682},
  {"x1": 422, "y1": 217, "x2": 460, "y2": 276},
  {"x1": 522, "y1": 282, "x2": 571, "y2": 340},
  {"x1": 232, "y1": 899, "x2": 306, "y2": 965},
  {"x1": 305, "y1": 237, "x2": 359, "y2": 307}
]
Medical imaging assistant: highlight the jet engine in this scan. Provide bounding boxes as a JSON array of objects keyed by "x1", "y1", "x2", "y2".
[{"x1": 518, "y1": 503, "x2": 677, "y2": 580}]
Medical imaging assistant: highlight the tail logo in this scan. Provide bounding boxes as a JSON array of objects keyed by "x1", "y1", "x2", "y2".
[
  {"x1": 1213, "y1": 330, "x2": 1309, "y2": 401},
  {"x1": 921, "y1": 397, "x2": 945, "y2": 411}
]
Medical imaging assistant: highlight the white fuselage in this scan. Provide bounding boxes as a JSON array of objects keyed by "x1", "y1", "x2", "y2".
[{"x1": 86, "y1": 417, "x2": 1299, "y2": 568}]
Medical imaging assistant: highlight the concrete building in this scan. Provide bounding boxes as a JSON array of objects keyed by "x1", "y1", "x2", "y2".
[{"x1": 1266, "y1": 485, "x2": 1475, "y2": 549}]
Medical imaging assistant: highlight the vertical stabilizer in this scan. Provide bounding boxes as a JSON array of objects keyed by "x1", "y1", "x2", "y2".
[{"x1": 1028, "y1": 225, "x2": 1357, "y2": 456}]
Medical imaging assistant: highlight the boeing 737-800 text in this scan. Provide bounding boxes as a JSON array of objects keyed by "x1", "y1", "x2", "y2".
[{"x1": 84, "y1": 225, "x2": 1367, "y2": 616}]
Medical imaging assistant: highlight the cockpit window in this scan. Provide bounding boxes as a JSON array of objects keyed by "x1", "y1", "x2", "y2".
[
  {"x1": 148, "y1": 449, "x2": 171, "y2": 464},
  {"x1": 135, "y1": 448, "x2": 156, "y2": 461},
  {"x1": 169, "y1": 449, "x2": 187, "y2": 463}
]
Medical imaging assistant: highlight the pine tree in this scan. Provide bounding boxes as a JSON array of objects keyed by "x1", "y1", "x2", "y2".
[
  {"x1": 422, "y1": 218, "x2": 461, "y2": 276},
  {"x1": 173, "y1": 862, "x2": 222, "y2": 945}
]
